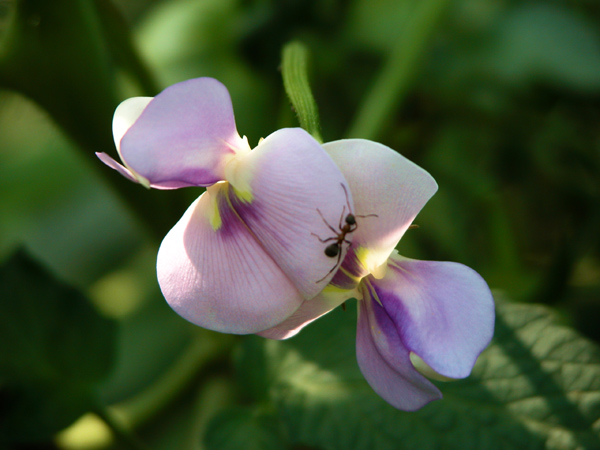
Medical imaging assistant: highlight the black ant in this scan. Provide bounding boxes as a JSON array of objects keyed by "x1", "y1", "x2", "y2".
[{"x1": 312, "y1": 184, "x2": 377, "y2": 283}]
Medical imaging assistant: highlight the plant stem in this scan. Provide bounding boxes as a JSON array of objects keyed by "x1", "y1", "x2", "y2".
[
  {"x1": 281, "y1": 41, "x2": 323, "y2": 143},
  {"x1": 114, "y1": 330, "x2": 235, "y2": 428},
  {"x1": 346, "y1": 0, "x2": 451, "y2": 140}
]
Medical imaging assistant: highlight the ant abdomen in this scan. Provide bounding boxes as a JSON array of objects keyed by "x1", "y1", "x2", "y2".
[{"x1": 325, "y1": 243, "x2": 340, "y2": 258}]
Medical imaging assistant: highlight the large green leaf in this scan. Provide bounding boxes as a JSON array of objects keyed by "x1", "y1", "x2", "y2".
[
  {"x1": 237, "y1": 300, "x2": 600, "y2": 450},
  {"x1": 0, "y1": 0, "x2": 182, "y2": 238},
  {"x1": 0, "y1": 249, "x2": 116, "y2": 442}
]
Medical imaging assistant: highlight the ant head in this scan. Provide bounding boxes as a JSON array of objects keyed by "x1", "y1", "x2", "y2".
[
  {"x1": 345, "y1": 214, "x2": 356, "y2": 226},
  {"x1": 324, "y1": 243, "x2": 340, "y2": 258}
]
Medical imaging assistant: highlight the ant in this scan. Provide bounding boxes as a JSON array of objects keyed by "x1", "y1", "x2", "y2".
[{"x1": 312, "y1": 183, "x2": 377, "y2": 283}]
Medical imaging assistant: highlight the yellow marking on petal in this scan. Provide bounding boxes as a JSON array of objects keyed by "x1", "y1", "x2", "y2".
[
  {"x1": 337, "y1": 265, "x2": 362, "y2": 285},
  {"x1": 370, "y1": 260, "x2": 388, "y2": 279},
  {"x1": 232, "y1": 185, "x2": 253, "y2": 203},
  {"x1": 133, "y1": 172, "x2": 151, "y2": 189},
  {"x1": 322, "y1": 284, "x2": 354, "y2": 296},
  {"x1": 320, "y1": 285, "x2": 359, "y2": 308},
  {"x1": 116, "y1": 149, "x2": 151, "y2": 188},
  {"x1": 355, "y1": 247, "x2": 389, "y2": 279},
  {"x1": 223, "y1": 149, "x2": 254, "y2": 203},
  {"x1": 223, "y1": 135, "x2": 251, "y2": 154},
  {"x1": 361, "y1": 277, "x2": 382, "y2": 307},
  {"x1": 410, "y1": 353, "x2": 457, "y2": 382},
  {"x1": 323, "y1": 284, "x2": 347, "y2": 294},
  {"x1": 206, "y1": 183, "x2": 224, "y2": 230}
]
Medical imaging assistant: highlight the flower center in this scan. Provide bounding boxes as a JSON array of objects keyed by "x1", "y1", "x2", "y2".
[{"x1": 222, "y1": 136, "x2": 254, "y2": 203}]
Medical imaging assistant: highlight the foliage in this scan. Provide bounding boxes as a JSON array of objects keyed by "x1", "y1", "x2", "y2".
[
  {"x1": 236, "y1": 299, "x2": 600, "y2": 450},
  {"x1": 0, "y1": 249, "x2": 116, "y2": 442},
  {"x1": 0, "y1": 0, "x2": 599, "y2": 449}
]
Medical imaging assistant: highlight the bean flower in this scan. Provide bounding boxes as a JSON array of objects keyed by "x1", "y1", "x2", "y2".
[
  {"x1": 98, "y1": 77, "x2": 495, "y2": 412},
  {"x1": 259, "y1": 140, "x2": 495, "y2": 411},
  {"x1": 97, "y1": 77, "x2": 356, "y2": 334}
]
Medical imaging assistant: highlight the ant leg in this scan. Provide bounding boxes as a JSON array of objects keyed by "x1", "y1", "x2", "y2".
[
  {"x1": 311, "y1": 232, "x2": 337, "y2": 244},
  {"x1": 338, "y1": 205, "x2": 346, "y2": 230},
  {"x1": 341, "y1": 182, "x2": 378, "y2": 221},
  {"x1": 316, "y1": 208, "x2": 338, "y2": 235},
  {"x1": 351, "y1": 213, "x2": 379, "y2": 232},
  {"x1": 315, "y1": 244, "x2": 344, "y2": 283},
  {"x1": 341, "y1": 183, "x2": 353, "y2": 214}
]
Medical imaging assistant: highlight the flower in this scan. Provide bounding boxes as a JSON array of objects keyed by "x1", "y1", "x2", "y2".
[
  {"x1": 97, "y1": 77, "x2": 356, "y2": 334},
  {"x1": 99, "y1": 76, "x2": 494, "y2": 411},
  {"x1": 258, "y1": 139, "x2": 495, "y2": 411}
]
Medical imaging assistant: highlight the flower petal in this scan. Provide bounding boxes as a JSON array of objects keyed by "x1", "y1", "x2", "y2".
[
  {"x1": 113, "y1": 97, "x2": 153, "y2": 153},
  {"x1": 257, "y1": 286, "x2": 356, "y2": 340},
  {"x1": 323, "y1": 139, "x2": 437, "y2": 272},
  {"x1": 370, "y1": 253, "x2": 495, "y2": 379},
  {"x1": 157, "y1": 184, "x2": 304, "y2": 334},
  {"x1": 95, "y1": 152, "x2": 139, "y2": 184},
  {"x1": 356, "y1": 282, "x2": 442, "y2": 411},
  {"x1": 119, "y1": 77, "x2": 249, "y2": 189},
  {"x1": 229, "y1": 128, "x2": 355, "y2": 297}
]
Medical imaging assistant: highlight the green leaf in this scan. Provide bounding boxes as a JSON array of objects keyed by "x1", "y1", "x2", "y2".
[
  {"x1": 0, "y1": 249, "x2": 116, "y2": 442},
  {"x1": 204, "y1": 406, "x2": 290, "y2": 450},
  {"x1": 0, "y1": 0, "x2": 118, "y2": 150},
  {"x1": 0, "y1": 0, "x2": 179, "y2": 239},
  {"x1": 490, "y1": 4, "x2": 600, "y2": 91},
  {"x1": 238, "y1": 300, "x2": 600, "y2": 450}
]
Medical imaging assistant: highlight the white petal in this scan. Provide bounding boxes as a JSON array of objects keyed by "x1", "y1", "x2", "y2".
[
  {"x1": 113, "y1": 97, "x2": 153, "y2": 154},
  {"x1": 323, "y1": 139, "x2": 437, "y2": 272}
]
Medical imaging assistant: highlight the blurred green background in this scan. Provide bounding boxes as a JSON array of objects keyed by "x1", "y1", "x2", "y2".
[{"x1": 1, "y1": 0, "x2": 599, "y2": 449}]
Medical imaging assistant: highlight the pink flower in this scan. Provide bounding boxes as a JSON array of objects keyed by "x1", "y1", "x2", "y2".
[
  {"x1": 259, "y1": 140, "x2": 495, "y2": 411},
  {"x1": 99, "y1": 77, "x2": 494, "y2": 411},
  {"x1": 98, "y1": 78, "x2": 355, "y2": 334}
]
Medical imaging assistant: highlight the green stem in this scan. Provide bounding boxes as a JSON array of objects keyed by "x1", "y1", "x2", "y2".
[
  {"x1": 113, "y1": 330, "x2": 234, "y2": 428},
  {"x1": 281, "y1": 41, "x2": 323, "y2": 143},
  {"x1": 346, "y1": 0, "x2": 450, "y2": 140}
]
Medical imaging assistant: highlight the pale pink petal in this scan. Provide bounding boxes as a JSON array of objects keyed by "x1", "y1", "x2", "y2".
[
  {"x1": 112, "y1": 97, "x2": 153, "y2": 153},
  {"x1": 96, "y1": 152, "x2": 139, "y2": 184},
  {"x1": 157, "y1": 185, "x2": 303, "y2": 334},
  {"x1": 356, "y1": 282, "x2": 442, "y2": 411},
  {"x1": 323, "y1": 139, "x2": 437, "y2": 270},
  {"x1": 230, "y1": 128, "x2": 355, "y2": 297},
  {"x1": 258, "y1": 287, "x2": 354, "y2": 340},
  {"x1": 95, "y1": 152, "x2": 178, "y2": 190},
  {"x1": 371, "y1": 254, "x2": 495, "y2": 379},
  {"x1": 119, "y1": 78, "x2": 248, "y2": 189}
]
